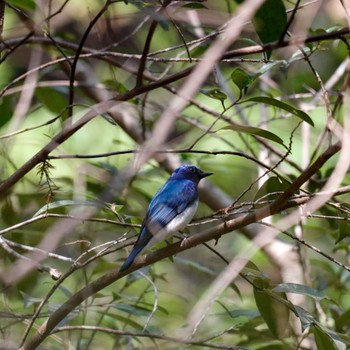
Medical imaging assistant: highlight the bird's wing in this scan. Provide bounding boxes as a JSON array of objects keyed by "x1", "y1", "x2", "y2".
[{"x1": 145, "y1": 179, "x2": 197, "y2": 230}]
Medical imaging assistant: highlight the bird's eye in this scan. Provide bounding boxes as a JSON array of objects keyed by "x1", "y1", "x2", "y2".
[{"x1": 188, "y1": 167, "x2": 196, "y2": 173}]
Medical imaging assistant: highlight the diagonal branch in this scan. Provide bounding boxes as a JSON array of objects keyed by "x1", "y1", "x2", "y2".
[{"x1": 135, "y1": 0, "x2": 171, "y2": 87}]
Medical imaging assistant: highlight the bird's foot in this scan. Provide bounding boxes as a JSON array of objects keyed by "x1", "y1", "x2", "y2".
[{"x1": 180, "y1": 233, "x2": 189, "y2": 247}]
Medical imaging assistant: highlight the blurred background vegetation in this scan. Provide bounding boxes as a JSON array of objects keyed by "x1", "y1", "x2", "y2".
[{"x1": 0, "y1": 0, "x2": 350, "y2": 349}]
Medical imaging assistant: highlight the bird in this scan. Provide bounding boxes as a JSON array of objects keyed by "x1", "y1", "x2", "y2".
[{"x1": 119, "y1": 165, "x2": 213, "y2": 271}]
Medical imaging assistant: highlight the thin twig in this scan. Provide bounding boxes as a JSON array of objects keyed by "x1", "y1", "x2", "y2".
[
  {"x1": 51, "y1": 325, "x2": 245, "y2": 350},
  {"x1": 0, "y1": 237, "x2": 61, "y2": 280}
]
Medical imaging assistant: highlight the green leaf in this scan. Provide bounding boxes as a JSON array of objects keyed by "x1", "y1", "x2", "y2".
[
  {"x1": 0, "y1": 96, "x2": 14, "y2": 127},
  {"x1": 225, "y1": 308, "x2": 260, "y2": 319},
  {"x1": 103, "y1": 312, "x2": 145, "y2": 330},
  {"x1": 253, "y1": 283, "x2": 290, "y2": 339},
  {"x1": 33, "y1": 200, "x2": 104, "y2": 217},
  {"x1": 190, "y1": 45, "x2": 209, "y2": 58},
  {"x1": 35, "y1": 87, "x2": 67, "y2": 115},
  {"x1": 231, "y1": 68, "x2": 255, "y2": 94},
  {"x1": 336, "y1": 218, "x2": 350, "y2": 244},
  {"x1": 112, "y1": 303, "x2": 152, "y2": 317},
  {"x1": 243, "y1": 96, "x2": 314, "y2": 126},
  {"x1": 253, "y1": 0, "x2": 287, "y2": 59},
  {"x1": 245, "y1": 260, "x2": 261, "y2": 271},
  {"x1": 20, "y1": 291, "x2": 44, "y2": 308},
  {"x1": 104, "y1": 79, "x2": 128, "y2": 94},
  {"x1": 273, "y1": 283, "x2": 327, "y2": 301},
  {"x1": 256, "y1": 345, "x2": 290, "y2": 350},
  {"x1": 100, "y1": 113, "x2": 118, "y2": 125},
  {"x1": 254, "y1": 176, "x2": 290, "y2": 206},
  {"x1": 335, "y1": 309, "x2": 350, "y2": 332},
  {"x1": 257, "y1": 61, "x2": 286, "y2": 76},
  {"x1": 201, "y1": 88, "x2": 227, "y2": 101},
  {"x1": 154, "y1": 13, "x2": 169, "y2": 31},
  {"x1": 288, "y1": 46, "x2": 312, "y2": 64},
  {"x1": 237, "y1": 37, "x2": 260, "y2": 47},
  {"x1": 182, "y1": 3, "x2": 207, "y2": 9},
  {"x1": 6, "y1": 0, "x2": 36, "y2": 11},
  {"x1": 293, "y1": 306, "x2": 315, "y2": 332},
  {"x1": 241, "y1": 260, "x2": 262, "y2": 279},
  {"x1": 314, "y1": 324, "x2": 338, "y2": 350},
  {"x1": 221, "y1": 124, "x2": 286, "y2": 147}
]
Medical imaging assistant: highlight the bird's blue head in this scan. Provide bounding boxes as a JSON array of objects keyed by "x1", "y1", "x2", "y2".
[{"x1": 171, "y1": 165, "x2": 213, "y2": 184}]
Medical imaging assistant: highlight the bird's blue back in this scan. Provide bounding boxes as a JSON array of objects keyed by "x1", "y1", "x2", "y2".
[{"x1": 145, "y1": 177, "x2": 197, "y2": 229}]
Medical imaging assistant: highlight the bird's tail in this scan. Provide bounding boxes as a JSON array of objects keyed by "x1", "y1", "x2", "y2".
[{"x1": 119, "y1": 245, "x2": 144, "y2": 272}]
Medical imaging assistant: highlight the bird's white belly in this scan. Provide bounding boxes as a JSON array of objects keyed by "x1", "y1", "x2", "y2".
[{"x1": 146, "y1": 200, "x2": 198, "y2": 249}]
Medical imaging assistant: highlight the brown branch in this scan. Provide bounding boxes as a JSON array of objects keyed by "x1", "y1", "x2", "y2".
[
  {"x1": 222, "y1": 27, "x2": 350, "y2": 59},
  {"x1": 278, "y1": 0, "x2": 302, "y2": 43},
  {"x1": 0, "y1": 0, "x2": 4, "y2": 48},
  {"x1": 67, "y1": 0, "x2": 112, "y2": 120},
  {"x1": 270, "y1": 142, "x2": 341, "y2": 211},
  {"x1": 0, "y1": 26, "x2": 348, "y2": 70},
  {"x1": 136, "y1": 19, "x2": 158, "y2": 87},
  {"x1": 51, "y1": 325, "x2": 242, "y2": 350},
  {"x1": 0, "y1": 237, "x2": 61, "y2": 280},
  {"x1": 135, "y1": 0, "x2": 171, "y2": 87}
]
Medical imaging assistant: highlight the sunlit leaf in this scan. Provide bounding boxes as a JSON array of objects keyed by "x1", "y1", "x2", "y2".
[
  {"x1": 201, "y1": 88, "x2": 227, "y2": 101},
  {"x1": 257, "y1": 61, "x2": 286, "y2": 76},
  {"x1": 6, "y1": 0, "x2": 36, "y2": 11},
  {"x1": 243, "y1": 96, "x2": 314, "y2": 126},
  {"x1": 231, "y1": 67, "x2": 255, "y2": 94},
  {"x1": 221, "y1": 124, "x2": 286, "y2": 147},
  {"x1": 245, "y1": 260, "x2": 261, "y2": 271},
  {"x1": 33, "y1": 200, "x2": 104, "y2": 217}
]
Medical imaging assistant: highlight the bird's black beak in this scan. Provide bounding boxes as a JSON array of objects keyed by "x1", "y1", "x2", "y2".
[{"x1": 200, "y1": 171, "x2": 213, "y2": 179}]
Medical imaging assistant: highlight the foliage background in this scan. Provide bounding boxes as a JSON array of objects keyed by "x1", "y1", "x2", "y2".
[{"x1": 0, "y1": 0, "x2": 350, "y2": 349}]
